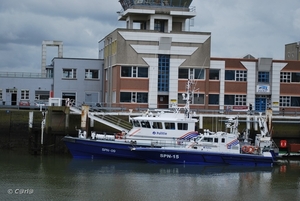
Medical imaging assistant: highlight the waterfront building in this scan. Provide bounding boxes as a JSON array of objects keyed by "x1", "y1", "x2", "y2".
[
  {"x1": 97, "y1": 0, "x2": 300, "y2": 113},
  {"x1": 0, "y1": 48, "x2": 103, "y2": 107},
  {"x1": 0, "y1": 0, "x2": 299, "y2": 114}
]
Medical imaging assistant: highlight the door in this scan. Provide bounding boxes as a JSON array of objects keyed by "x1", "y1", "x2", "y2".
[
  {"x1": 11, "y1": 93, "x2": 17, "y2": 105},
  {"x1": 255, "y1": 98, "x2": 266, "y2": 112},
  {"x1": 158, "y1": 95, "x2": 169, "y2": 109}
]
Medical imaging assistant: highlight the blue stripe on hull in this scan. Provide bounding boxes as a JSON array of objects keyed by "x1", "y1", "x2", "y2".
[
  {"x1": 134, "y1": 149, "x2": 275, "y2": 167},
  {"x1": 63, "y1": 137, "x2": 141, "y2": 160}
]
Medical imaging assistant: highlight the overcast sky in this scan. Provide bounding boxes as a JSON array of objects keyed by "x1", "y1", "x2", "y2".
[{"x1": 0, "y1": 0, "x2": 299, "y2": 72}]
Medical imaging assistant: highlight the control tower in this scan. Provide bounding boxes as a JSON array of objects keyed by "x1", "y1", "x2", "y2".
[
  {"x1": 118, "y1": 0, "x2": 195, "y2": 32},
  {"x1": 100, "y1": 0, "x2": 211, "y2": 109}
]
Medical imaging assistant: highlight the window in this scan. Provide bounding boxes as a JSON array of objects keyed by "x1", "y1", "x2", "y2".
[
  {"x1": 165, "y1": 122, "x2": 175, "y2": 130},
  {"x1": 209, "y1": 94, "x2": 219, "y2": 105},
  {"x1": 158, "y1": 55, "x2": 170, "y2": 92},
  {"x1": 193, "y1": 94, "x2": 204, "y2": 104},
  {"x1": 120, "y1": 92, "x2": 131, "y2": 102},
  {"x1": 235, "y1": 95, "x2": 247, "y2": 105},
  {"x1": 203, "y1": 137, "x2": 213, "y2": 142},
  {"x1": 152, "y1": 122, "x2": 163, "y2": 129},
  {"x1": 154, "y1": 20, "x2": 165, "y2": 32},
  {"x1": 258, "y1": 72, "x2": 269, "y2": 83},
  {"x1": 281, "y1": 96, "x2": 300, "y2": 107},
  {"x1": 225, "y1": 70, "x2": 235, "y2": 80},
  {"x1": 138, "y1": 67, "x2": 148, "y2": 78},
  {"x1": 121, "y1": 66, "x2": 132, "y2": 77},
  {"x1": 280, "y1": 72, "x2": 291, "y2": 83},
  {"x1": 282, "y1": 71, "x2": 300, "y2": 82},
  {"x1": 0, "y1": 89, "x2": 2, "y2": 100},
  {"x1": 194, "y1": 69, "x2": 205, "y2": 79},
  {"x1": 292, "y1": 73, "x2": 300, "y2": 82},
  {"x1": 120, "y1": 92, "x2": 148, "y2": 103},
  {"x1": 132, "y1": 120, "x2": 141, "y2": 127},
  {"x1": 178, "y1": 68, "x2": 205, "y2": 79},
  {"x1": 21, "y1": 90, "x2": 29, "y2": 100},
  {"x1": 179, "y1": 69, "x2": 188, "y2": 79},
  {"x1": 225, "y1": 95, "x2": 246, "y2": 105},
  {"x1": 121, "y1": 66, "x2": 148, "y2": 78},
  {"x1": 224, "y1": 95, "x2": 234, "y2": 105},
  {"x1": 85, "y1": 69, "x2": 99, "y2": 79},
  {"x1": 35, "y1": 91, "x2": 50, "y2": 101},
  {"x1": 141, "y1": 121, "x2": 151, "y2": 128},
  {"x1": 209, "y1": 69, "x2": 220, "y2": 80},
  {"x1": 63, "y1": 69, "x2": 77, "y2": 79},
  {"x1": 177, "y1": 93, "x2": 186, "y2": 104},
  {"x1": 280, "y1": 96, "x2": 290, "y2": 107},
  {"x1": 137, "y1": 93, "x2": 148, "y2": 103},
  {"x1": 236, "y1": 71, "x2": 247, "y2": 81},
  {"x1": 225, "y1": 70, "x2": 247, "y2": 81},
  {"x1": 291, "y1": 97, "x2": 300, "y2": 107},
  {"x1": 178, "y1": 123, "x2": 188, "y2": 130},
  {"x1": 224, "y1": 95, "x2": 247, "y2": 105}
]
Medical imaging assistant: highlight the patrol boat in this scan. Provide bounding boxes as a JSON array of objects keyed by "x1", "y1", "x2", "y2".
[
  {"x1": 131, "y1": 115, "x2": 279, "y2": 167},
  {"x1": 63, "y1": 80, "x2": 200, "y2": 159}
]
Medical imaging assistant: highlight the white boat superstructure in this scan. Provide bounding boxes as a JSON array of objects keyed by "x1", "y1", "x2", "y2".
[{"x1": 81, "y1": 79, "x2": 200, "y2": 144}]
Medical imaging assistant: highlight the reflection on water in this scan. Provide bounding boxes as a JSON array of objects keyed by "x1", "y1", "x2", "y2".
[{"x1": 1, "y1": 150, "x2": 299, "y2": 201}]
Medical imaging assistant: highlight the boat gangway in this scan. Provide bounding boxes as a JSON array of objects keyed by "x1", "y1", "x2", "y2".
[{"x1": 70, "y1": 107, "x2": 132, "y2": 133}]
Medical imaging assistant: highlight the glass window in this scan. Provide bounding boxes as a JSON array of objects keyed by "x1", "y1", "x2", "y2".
[
  {"x1": 224, "y1": 95, "x2": 235, "y2": 105},
  {"x1": 193, "y1": 94, "x2": 204, "y2": 104},
  {"x1": 137, "y1": 93, "x2": 148, "y2": 103},
  {"x1": 258, "y1": 72, "x2": 269, "y2": 83},
  {"x1": 194, "y1": 69, "x2": 205, "y2": 79},
  {"x1": 152, "y1": 122, "x2": 163, "y2": 129},
  {"x1": 280, "y1": 72, "x2": 291, "y2": 83},
  {"x1": 225, "y1": 70, "x2": 235, "y2": 80},
  {"x1": 120, "y1": 92, "x2": 131, "y2": 102},
  {"x1": 154, "y1": 20, "x2": 165, "y2": 32},
  {"x1": 85, "y1": 69, "x2": 99, "y2": 79},
  {"x1": 138, "y1": 67, "x2": 148, "y2": 78},
  {"x1": 209, "y1": 94, "x2": 219, "y2": 105},
  {"x1": 63, "y1": 69, "x2": 77, "y2": 79},
  {"x1": 21, "y1": 90, "x2": 29, "y2": 100},
  {"x1": 209, "y1": 69, "x2": 219, "y2": 80},
  {"x1": 177, "y1": 93, "x2": 186, "y2": 104},
  {"x1": 280, "y1": 96, "x2": 290, "y2": 107},
  {"x1": 292, "y1": 73, "x2": 300, "y2": 82},
  {"x1": 165, "y1": 122, "x2": 175, "y2": 130},
  {"x1": 121, "y1": 66, "x2": 131, "y2": 77},
  {"x1": 0, "y1": 89, "x2": 2, "y2": 100},
  {"x1": 235, "y1": 95, "x2": 247, "y2": 105},
  {"x1": 178, "y1": 123, "x2": 188, "y2": 130},
  {"x1": 291, "y1": 97, "x2": 300, "y2": 107},
  {"x1": 141, "y1": 121, "x2": 151, "y2": 128},
  {"x1": 158, "y1": 55, "x2": 170, "y2": 92},
  {"x1": 236, "y1": 71, "x2": 247, "y2": 81},
  {"x1": 178, "y1": 68, "x2": 188, "y2": 79}
]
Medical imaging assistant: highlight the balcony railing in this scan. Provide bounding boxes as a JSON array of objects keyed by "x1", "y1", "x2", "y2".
[{"x1": 0, "y1": 72, "x2": 52, "y2": 78}]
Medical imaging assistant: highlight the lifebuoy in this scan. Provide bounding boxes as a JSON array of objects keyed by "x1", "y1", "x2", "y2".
[
  {"x1": 115, "y1": 133, "x2": 123, "y2": 139},
  {"x1": 242, "y1": 145, "x2": 255, "y2": 154}
]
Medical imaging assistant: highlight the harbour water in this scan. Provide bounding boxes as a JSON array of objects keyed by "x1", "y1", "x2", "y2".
[{"x1": 1, "y1": 150, "x2": 299, "y2": 201}]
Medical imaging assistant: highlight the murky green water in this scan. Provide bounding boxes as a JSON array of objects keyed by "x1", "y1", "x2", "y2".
[{"x1": 1, "y1": 150, "x2": 299, "y2": 201}]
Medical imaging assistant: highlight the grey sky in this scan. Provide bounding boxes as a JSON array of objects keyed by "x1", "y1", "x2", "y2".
[{"x1": 0, "y1": 0, "x2": 299, "y2": 72}]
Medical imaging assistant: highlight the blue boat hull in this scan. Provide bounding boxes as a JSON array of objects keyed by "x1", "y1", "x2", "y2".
[
  {"x1": 132, "y1": 148, "x2": 276, "y2": 167},
  {"x1": 63, "y1": 136, "x2": 147, "y2": 160}
]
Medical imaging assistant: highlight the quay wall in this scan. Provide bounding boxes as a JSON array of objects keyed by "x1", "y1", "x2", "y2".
[{"x1": 0, "y1": 109, "x2": 299, "y2": 154}]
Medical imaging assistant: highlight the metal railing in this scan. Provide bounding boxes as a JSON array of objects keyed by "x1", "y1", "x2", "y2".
[{"x1": 0, "y1": 72, "x2": 52, "y2": 78}]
